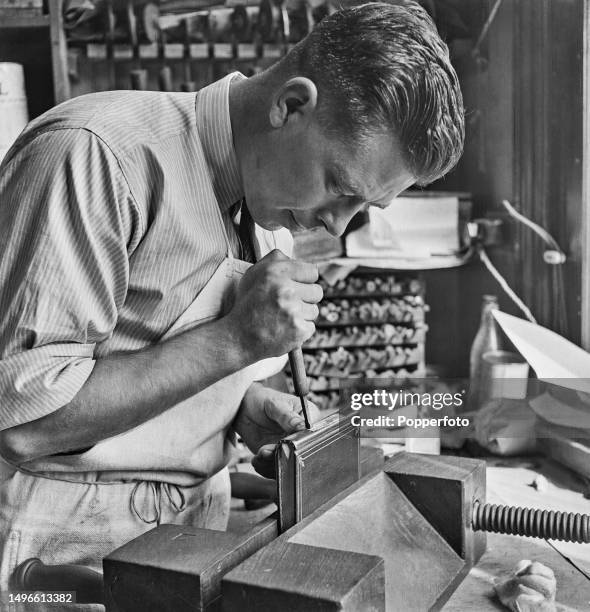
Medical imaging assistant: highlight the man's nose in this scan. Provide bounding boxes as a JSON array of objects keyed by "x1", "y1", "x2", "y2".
[{"x1": 323, "y1": 202, "x2": 366, "y2": 236}]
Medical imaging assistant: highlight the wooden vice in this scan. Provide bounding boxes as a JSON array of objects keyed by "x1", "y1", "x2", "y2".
[{"x1": 102, "y1": 413, "x2": 487, "y2": 611}]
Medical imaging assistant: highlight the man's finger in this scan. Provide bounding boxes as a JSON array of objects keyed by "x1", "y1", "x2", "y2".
[
  {"x1": 295, "y1": 281, "x2": 324, "y2": 304},
  {"x1": 252, "y1": 453, "x2": 276, "y2": 479},
  {"x1": 290, "y1": 261, "x2": 319, "y2": 284},
  {"x1": 260, "y1": 249, "x2": 289, "y2": 263},
  {"x1": 229, "y1": 472, "x2": 277, "y2": 502},
  {"x1": 259, "y1": 250, "x2": 319, "y2": 284},
  {"x1": 264, "y1": 397, "x2": 306, "y2": 433},
  {"x1": 300, "y1": 302, "x2": 319, "y2": 321},
  {"x1": 277, "y1": 259, "x2": 318, "y2": 284},
  {"x1": 257, "y1": 443, "x2": 276, "y2": 458}
]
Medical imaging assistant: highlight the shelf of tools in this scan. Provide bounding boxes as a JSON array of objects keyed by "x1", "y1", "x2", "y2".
[
  {"x1": 286, "y1": 269, "x2": 428, "y2": 414},
  {"x1": 58, "y1": 0, "x2": 335, "y2": 96}
]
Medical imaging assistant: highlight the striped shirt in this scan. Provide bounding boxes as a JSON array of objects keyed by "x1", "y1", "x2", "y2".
[{"x1": 0, "y1": 72, "x2": 250, "y2": 430}]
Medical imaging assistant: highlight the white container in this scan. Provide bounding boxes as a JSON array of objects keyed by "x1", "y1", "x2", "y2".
[
  {"x1": 481, "y1": 350, "x2": 530, "y2": 400},
  {"x1": 0, "y1": 63, "x2": 29, "y2": 163},
  {"x1": 405, "y1": 431, "x2": 441, "y2": 455}
]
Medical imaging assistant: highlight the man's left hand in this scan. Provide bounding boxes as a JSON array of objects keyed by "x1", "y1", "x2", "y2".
[{"x1": 233, "y1": 383, "x2": 318, "y2": 478}]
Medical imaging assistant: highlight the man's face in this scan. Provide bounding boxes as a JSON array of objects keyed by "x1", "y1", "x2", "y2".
[{"x1": 243, "y1": 122, "x2": 415, "y2": 237}]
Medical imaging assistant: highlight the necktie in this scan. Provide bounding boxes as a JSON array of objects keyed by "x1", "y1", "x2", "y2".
[{"x1": 236, "y1": 198, "x2": 256, "y2": 263}]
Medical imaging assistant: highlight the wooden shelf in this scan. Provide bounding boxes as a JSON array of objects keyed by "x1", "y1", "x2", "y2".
[
  {"x1": 303, "y1": 341, "x2": 422, "y2": 351},
  {"x1": 316, "y1": 318, "x2": 425, "y2": 328},
  {"x1": 320, "y1": 291, "x2": 423, "y2": 300},
  {"x1": 0, "y1": 14, "x2": 50, "y2": 28},
  {"x1": 0, "y1": 0, "x2": 70, "y2": 103}
]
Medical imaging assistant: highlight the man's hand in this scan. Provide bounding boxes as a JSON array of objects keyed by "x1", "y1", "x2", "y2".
[
  {"x1": 224, "y1": 250, "x2": 323, "y2": 362},
  {"x1": 233, "y1": 383, "x2": 319, "y2": 478}
]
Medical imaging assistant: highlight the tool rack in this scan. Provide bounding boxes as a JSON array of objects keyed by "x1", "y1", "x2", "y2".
[
  {"x1": 1, "y1": 0, "x2": 335, "y2": 101},
  {"x1": 287, "y1": 269, "x2": 428, "y2": 413}
]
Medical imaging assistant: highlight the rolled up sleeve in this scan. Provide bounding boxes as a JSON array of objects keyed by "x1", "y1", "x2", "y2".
[{"x1": 0, "y1": 128, "x2": 138, "y2": 429}]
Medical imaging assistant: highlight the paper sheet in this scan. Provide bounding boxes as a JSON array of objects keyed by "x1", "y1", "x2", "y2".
[
  {"x1": 493, "y1": 311, "x2": 590, "y2": 393},
  {"x1": 346, "y1": 196, "x2": 460, "y2": 259},
  {"x1": 529, "y1": 392, "x2": 590, "y2": 429}
]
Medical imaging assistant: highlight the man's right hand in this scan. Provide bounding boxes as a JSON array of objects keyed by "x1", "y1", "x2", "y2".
[{"x1": 224, "y1": 250, "x2": 323, "y2": 361}]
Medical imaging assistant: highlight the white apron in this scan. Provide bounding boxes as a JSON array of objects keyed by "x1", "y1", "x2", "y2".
[
  {"x1": 18, "y1": 207, "x2": 292, "y2": 485},
  {"x1": 0, "y1": 197, "x2": 292, "y2": 609}
]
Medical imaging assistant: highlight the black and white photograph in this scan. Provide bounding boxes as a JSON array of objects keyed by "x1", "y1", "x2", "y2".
[{"x1": 1, "y1": 0, "x2": 589, "y2": 610}]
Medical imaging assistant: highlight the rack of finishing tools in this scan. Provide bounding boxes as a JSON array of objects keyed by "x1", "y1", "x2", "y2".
[
  {"x1": 34, "y1": 0, "x2": 341, "y2": 97},
  {"x1": 287, "y1": 269, "x2": 428, "y2": 414}
]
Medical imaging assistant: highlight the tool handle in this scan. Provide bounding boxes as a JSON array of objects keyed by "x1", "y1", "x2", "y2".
[
  {"x1": 288, "y1": 348, "x2": 309, "y2": 397},
  {"x1": 159, "y1": 66, "x2": 173, "y2": 91},
  {"x1": 130, "y1": 69, "x2": 148, "y2": 90},
  {"x1": 12, "y1": 558, "x2": 103, "y2": 604}
]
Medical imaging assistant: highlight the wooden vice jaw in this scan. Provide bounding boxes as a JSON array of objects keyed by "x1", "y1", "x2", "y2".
[{"x1": 103, "y1": 417, "x2": 486, "y2": 611}]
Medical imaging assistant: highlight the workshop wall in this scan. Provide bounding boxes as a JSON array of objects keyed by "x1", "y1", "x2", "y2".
[{"x1": 424, "y1": 0, "x2": 584, "y2": 375}]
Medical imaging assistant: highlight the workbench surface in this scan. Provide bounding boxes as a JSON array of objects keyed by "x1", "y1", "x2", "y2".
[{"x1": 445, "y1": 456, "x2": 590, "y2": 611}]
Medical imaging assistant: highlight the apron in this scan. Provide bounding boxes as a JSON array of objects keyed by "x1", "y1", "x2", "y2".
[
  {"x1": 0, "y1": 192, "x2": 292, "y2": 609},
  {"x1": 18, "y1": 214, "x2": 292, "y2": 485}
]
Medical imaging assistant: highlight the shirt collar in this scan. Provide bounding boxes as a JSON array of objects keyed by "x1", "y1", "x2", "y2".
[{"x1": 195, "y1": 72, "x2": 245, "y2": 212}]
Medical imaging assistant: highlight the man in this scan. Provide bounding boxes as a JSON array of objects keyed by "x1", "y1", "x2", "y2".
[{"x1": 0, "y1": 0, "x2": 464, "y2": 598}]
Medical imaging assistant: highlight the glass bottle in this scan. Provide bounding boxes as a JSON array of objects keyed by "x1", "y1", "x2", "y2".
[{"x1": 469, "y1": 295, "x2": 502, "y2": 409}]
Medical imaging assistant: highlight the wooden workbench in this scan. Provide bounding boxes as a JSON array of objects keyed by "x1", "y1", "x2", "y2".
[
  {"x1": 444, "y1": 532, "x2": 590, "y2": 611},
  {"x1": 445, "y1": 455, "x2": 590, "y2": 611}
]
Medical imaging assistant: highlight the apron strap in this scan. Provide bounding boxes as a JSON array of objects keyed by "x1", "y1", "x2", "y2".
[{"x1": 130, "y1": 481, "x2": 187, "y2": 525}]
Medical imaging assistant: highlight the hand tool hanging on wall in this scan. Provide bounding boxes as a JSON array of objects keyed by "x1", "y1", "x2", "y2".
[
  {"x1": 157, "y1": 25, "x2": 174, "y2": 91},
  {"x1": 283, "y1": 0, "x2": 310, "y2": 43},
  {"x1": 230, "y1": 4, "x2": 259, "y2": 43},
  {"x1": 208, "y1": 5, "x2": 235, "y2": 42},
  {"x1": 257, "y1": 0, "x2": 285, "y2": 44},
  {"x1": 180, "y1": 17, "x2": 197, "y2": 91},
  {"x1": 64, "y1": 0, "x2": 159, "y2": 43},
  {"x1": 126, "y1": 0, "x2": 150, "y2": 89},
  {"x1": 104, "y1": 0, "x2": 117, "y2": 88}
]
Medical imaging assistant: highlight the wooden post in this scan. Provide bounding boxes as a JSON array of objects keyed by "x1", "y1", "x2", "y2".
[{"x1": 48, "y1": 0, "x2": 70, "y2": 102}]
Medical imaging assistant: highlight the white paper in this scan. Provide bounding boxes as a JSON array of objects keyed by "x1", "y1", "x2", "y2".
[
  {"x1": 529, "y1": 391, "x2": 590, "y2": 429},
  {"x1": 346, "y1": 195, "x2": 460, "y2": 260},
  {"x1": 493, "y1": 311, "x2": 590, "y2": 393},
  {"x1": 371, "y1": 196, "x2": 460, "y2": 255}
]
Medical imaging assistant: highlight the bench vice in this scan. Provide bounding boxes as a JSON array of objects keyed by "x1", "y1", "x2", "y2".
[
  {"x1": 102, "y1": 413, "x2": 487, "y2": 611},
  {"x1": 14, "y1": 413, "x2": 589, "y2": 610}
]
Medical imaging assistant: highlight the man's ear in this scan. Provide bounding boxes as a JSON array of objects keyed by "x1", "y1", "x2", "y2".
[{"x1": 269, "y1": 77, "x2": 318, "y2": 129}]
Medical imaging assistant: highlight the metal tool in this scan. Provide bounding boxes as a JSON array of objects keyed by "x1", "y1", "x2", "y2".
[{"x1": 287, "y1": 347, "x2": 311, "y2": 429}]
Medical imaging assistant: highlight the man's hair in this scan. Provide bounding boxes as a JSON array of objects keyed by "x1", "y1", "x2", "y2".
[{"x1": 287, "y1": 2, "x2": 465, "y2": 185}]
